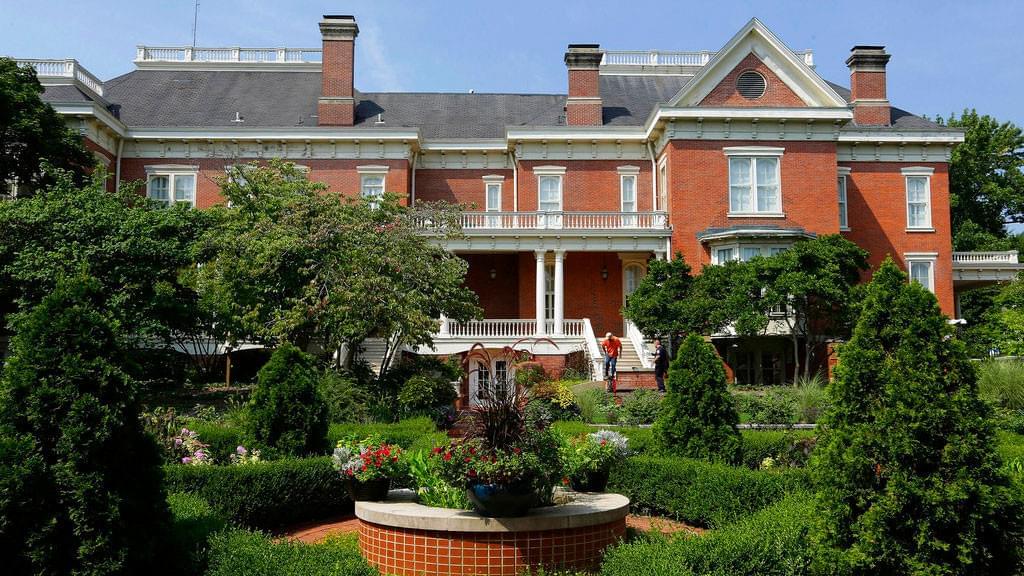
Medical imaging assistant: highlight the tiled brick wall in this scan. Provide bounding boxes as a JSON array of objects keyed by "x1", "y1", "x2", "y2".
[
  {"x1": 462, "y1": 253, "x2": 520, "y2": 318},
  {"x1": 358, "y1": 518, "x2": 626, "y2": 576},
  {"x1": 416, "y1": 169, "x2": 515, "y2": 210},
  {"x1": 666, "y1": 139, "x2": 841, "y2": 268},
  {"x1": 840, "y1": 161, "x2": 954, "y2": 314},
  {"x1": 700, "y1": 52, "x2": 806, "y2": 107},
  {"x1": 119, "y1": 158, "x2": 410, "y2": 209},
  {"x1": 517, "y1": 160, "x2": 653, "y2": 212}
]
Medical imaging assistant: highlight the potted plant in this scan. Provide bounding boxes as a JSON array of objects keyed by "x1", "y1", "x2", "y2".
[
  {"x1": 332, "y1": 437, "x2": 403, "y2": 501},
  {"x1": 561, "y1": 430, "x2": 629, "y2": 492},
  {"x1": 435, "y1": 441, "x2": 542, "y2": 517}
]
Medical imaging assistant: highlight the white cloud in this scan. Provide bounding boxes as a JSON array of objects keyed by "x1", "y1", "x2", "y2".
[{"x1": 358, "y1": 22, "x2": 403, "y2": 92}]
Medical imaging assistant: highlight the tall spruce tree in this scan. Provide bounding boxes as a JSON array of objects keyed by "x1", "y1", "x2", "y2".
[
  {"x1": 0, "y1": 276, "x2": 170, "y2": 575},
  {"x1": 653, "y1": 333, "x2": 742, "y2": 463},
  {"x1": 247, "y1": 344, "x2": 329, "y2": 456},
  {"x1": 812, "y1": 259, "x2": 1021, "y2": 575}
]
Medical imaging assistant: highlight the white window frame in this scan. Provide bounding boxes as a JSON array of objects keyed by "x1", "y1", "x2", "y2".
[
  {"x1": 905, "y1": 252, "x2": 937, "y2": 293},
  {"x1": 533, "y1": 166, "x2": 565, "y2": 212},
  {"x1": 357, "y1": 165, "x2": 389, "y2": 207},
  {"x1": 837, "y1": 166, "x2": 851, "y2": 231},
  {"x1": 657, "y1": 157, "x2": 668, "y2": 212},
  {"x1": 711, "y1": 241, "x2": 791, "y2": 265},
  {"x1": 618, "y1": 166, "x2": 640, "y2": 213},
  {"x1": 903, "y1": 167, "x2": 934, "y2": 231},
  {"x1": 482, "y1": 175, "x2": 504, "y2": 212},
  {"x1": 724, "y1": 147, "x2": 785, "y2": 217},
  {"x1": 145, "y1": 165, "x2": 198, "y2": 207}
]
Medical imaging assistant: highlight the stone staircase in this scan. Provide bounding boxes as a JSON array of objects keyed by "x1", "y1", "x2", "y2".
[{"x1": 595, "y1": 337, "x2": 658, "y2": 391}]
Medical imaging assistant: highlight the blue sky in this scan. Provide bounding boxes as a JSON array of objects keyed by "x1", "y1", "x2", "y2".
[{"x1": 2, "y1": 0, "x2": 1022, "y2": 127}]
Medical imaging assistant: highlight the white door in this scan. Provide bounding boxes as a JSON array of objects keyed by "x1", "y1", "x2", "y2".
[{"x1": 623, "y1": 263, "x2": 645, "y2": 333}]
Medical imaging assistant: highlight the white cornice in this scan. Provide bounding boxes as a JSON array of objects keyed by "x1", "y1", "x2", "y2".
[
  {"x1": 124, "y1": 126, "x2": 421, "y2": 141},
  {"x1": 420, "y1": 139, "x2": 508, "y2": 151},
  {"x1": 506, "y1": 126, "x2": 647, "y2": 141},
  {"x1": 838, "y1": 131, "x2": 964, "y2": 143},
  {"x1": 52, "y1": 102, "x2": 127, "y2": 137}
]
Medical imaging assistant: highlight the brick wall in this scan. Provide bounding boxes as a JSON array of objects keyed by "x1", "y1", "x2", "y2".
[
  {"x1": 666, "y1": 140, "x2": 840, "y2": 267},
  {"x1": 700, "y1": 52, "x2": 806, "y2": 107},
  {"x1": 462, "y1": 253, "x2": 519, "y2": 318},
  {"x1": 840, "y1": 161, "x2": 954, "y2": 314},
  {"x1": 119, "y1": 158, "x2": 410, "y2": 208},
  {"x1": 517, "y1": 160, "x2": 653, "y2": 212},
  {"x1": 415, "y1": 169, "x2": 514, "y2": 210},
  {"x1": 84, "y1": 137, "x2": 116, "y2": 191}
]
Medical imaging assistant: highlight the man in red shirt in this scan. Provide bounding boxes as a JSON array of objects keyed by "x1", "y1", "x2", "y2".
[{"x1": 601, "y1": 332, "x2": 622, "y2": 390}]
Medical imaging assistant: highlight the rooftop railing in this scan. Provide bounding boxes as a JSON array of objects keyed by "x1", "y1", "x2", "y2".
[
  {"x1": 15, "y1": 59, "x2": 104, "y2": 96},
  {"x1": 601, "y1": 49, "x2": 814, "y2": 68},
  {"x1": 134, "y1": 46, "x2": 322, "y2": 64}
]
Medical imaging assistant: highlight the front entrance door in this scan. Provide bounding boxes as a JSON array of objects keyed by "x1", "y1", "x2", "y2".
[{"x1": 623, "y1": 263, "x2": 645, "y2": 333}]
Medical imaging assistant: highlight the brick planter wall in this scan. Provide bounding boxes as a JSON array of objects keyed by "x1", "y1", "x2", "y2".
[{"x1": 358, "y1": 518, "x2": 625, "y2": 576}]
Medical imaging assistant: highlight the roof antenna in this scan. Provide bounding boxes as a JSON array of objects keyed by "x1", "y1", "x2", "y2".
[{"x1": 191, "y1": 0, "x2": 200, "y2": 47}]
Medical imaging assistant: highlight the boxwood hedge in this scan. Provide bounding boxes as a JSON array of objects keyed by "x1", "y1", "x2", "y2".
[{"x1": 205, "y1": 530, "x2": 377, "y2": 576}]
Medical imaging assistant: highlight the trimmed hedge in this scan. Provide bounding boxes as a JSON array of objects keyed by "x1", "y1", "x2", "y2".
[
  {"x1": 184, "y1": 419, "x2": 247, "y2": 463},
  {"x1": 601, "y1": 494, "x2": 814, "y2": 576},
  {"x1": 328, "y1": 417, "x2": 437, "y2": 448},
  {"x1": 739, "y1": 429, "x2": 817, "y2": 469},
  {"x1": 205, "y1": 530, "x2": 377, "y2": 576},
  {"x1": 552, "y1": 422, "x2": 656, "y2": 455},
  {"x1": 608, "y1": 455, "x2": 809, "y2": 528},
  {"x1": 163, "y1": 457, "x2": 350, "y2": 530},
  {"x1": 167, "y1": 492, "x2": 226, "y2": 575}
]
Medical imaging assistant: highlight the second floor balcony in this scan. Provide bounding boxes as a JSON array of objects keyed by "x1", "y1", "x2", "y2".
[{"x1": 415, "y1": 210, "x2": 670, "y2": 233}]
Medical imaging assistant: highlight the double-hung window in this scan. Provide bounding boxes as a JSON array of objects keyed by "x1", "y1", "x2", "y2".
[
  {"x1": 482, "y1": 175, "x2": 504, "y2": 227},
  {"x1": 534, "y1": 166, "x2": 565, "y2": 228},
  {"x1": 357, "y1": 165, "x2": 388, "y2": 208},
  {"x1": 146, "y1": 166, "x2": 198, "y2": 207},
  {"x1": 903, "y1": 167, "x2": 934, "y2": 230},
  {"x1": 837, "y1": 167, "x2": 851, "y2": 230},
  {"x1": 619, "y1": 166, "x2": 639, "y2": 227},
  {"x1": 724, "y1": 147, "x2": 783, "y2": 215},
  {"x1": 905, "y1": 253, "x2": 937, "y2": 292}
]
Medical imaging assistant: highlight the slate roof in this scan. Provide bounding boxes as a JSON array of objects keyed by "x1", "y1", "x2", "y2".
[{"x1": 39, "y1": 69, "x2": 953, "y2": 137}]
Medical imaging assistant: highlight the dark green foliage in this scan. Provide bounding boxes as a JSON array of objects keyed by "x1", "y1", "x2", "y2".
[
  {"x1": 167, "y1": 492, "x2": 226, "y2": 575},
  {"x1": 205, "y1": 530, "x2": 377, "y2": 576},
  {"x1": 654, "y1": 334, "x2": 742, "y2": 463},
  {"x1": 608, "y1": 455, "x2": 810, "y2": 529},
  {"x1": 247, "y1": 344, "x2": 329, "y2": 456},
  {"x1": 162, "y1": 457, "x2": 350, "y2": 530},
  {"x1": 735, "y1": 390, "x2": 798, "y2": 424},
  {"x1": 183, "y1": 419, "x2": 248, "y2": 463},
  {"x1": 812, "y1": 259, "x2": 1022, "y2": 575},
  {"x1": 328, "y1": 417, "x2": 438, "y2": 448},
  {"x1": 0, "y1": 277, "x2": 171, "y2": 574},
  {"x1": 739, "y1": 430, "x2": 817, "y2": 470},
  {"x1": 397, "y1": 374, "x2": 457, "y2": 417},
  {"x1": 0, "y1": 57, "x2": 92, "y2": 190},
  {"x1": 621, "y1": 389, "x2": 663, "y2": 425},
  {"x1": 318, "y1": 370, "x2": 372, "y2": 424},
  {"x1": 550, "y1": 422, "x2": 657, "y2": 455},
  {"x1": 601, "y1": 494, "x2": 814, "y2": 576}
]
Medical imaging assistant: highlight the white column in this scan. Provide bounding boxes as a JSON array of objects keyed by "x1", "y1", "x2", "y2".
[
  {"x1": 534, "y1": 250, "x2": 547, "y2": 336},
  {"x1": 553, "y1": 250, "x2": 565, "y2": 336}
]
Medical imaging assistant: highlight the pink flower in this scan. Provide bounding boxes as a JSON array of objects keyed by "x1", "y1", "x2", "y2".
[
  {"x1": 182, "y1": 457, "x2": 192, "y2": 464},
  {"x1": 236, "y1": 446, "x2": 247, "y2": 455}
]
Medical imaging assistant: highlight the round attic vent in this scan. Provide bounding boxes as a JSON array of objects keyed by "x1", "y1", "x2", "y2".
[{"x1": 736, "y1": 71, "x2": 767, "y2": 99}]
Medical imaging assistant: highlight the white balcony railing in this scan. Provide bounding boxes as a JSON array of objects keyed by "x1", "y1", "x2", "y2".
[
  {"x1": 602, "y1": 49, "x2": 813, "y2": 68},
  {"x1": 416, "y1": 211, "x2": 670, "y2": 232},
  {"x1": 952, "y1": 251, "x2": 1020, "y2": 265},
  {"x1": 440, "y1": 318, "x2": 585, "y2": 339},
  {"x1": 134, "y1": 46, "x2": 322, "y2": 64},
  {"x1": 15, "y1": 59, "x2": 104, "y2": 96}
]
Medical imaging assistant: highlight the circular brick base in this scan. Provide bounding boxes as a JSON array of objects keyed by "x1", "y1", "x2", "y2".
[{"x1": 355, "y1": 491, "x2": 628, "y2": 576}]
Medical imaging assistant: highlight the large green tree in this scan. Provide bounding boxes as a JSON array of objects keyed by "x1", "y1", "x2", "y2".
[
  {"x1": 0, "y1": 168, "x2": 211, "y2": 350},
  {"x1": 0, "y1": 57, "x2": 92, "y2": 192},
  {"x1": 189, "y1": 161, "x2": 480, "y2": 374},
  {"x1": 0, "y1": 276, "x2": 170, "y2": 575},
  {"x1": 939, "y1": 110, "x2": 1024, "y2": 250},
  {"x1": 812, "y1": 259, "x2": 1021, "y2": 575}
]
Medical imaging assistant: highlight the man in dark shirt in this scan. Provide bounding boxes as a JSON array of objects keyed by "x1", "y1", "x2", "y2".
[{"x1": 652, "y1": 338, "x2": 668, "y2": 393}]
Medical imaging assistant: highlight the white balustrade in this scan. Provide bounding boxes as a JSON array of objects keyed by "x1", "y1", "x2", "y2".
[
  {"x1": 419, "y1": 211, "x2": 669, "y2": 232},
  {"x1": 440, "y1": 319, "x2": 586, "y2": 339},
  {"x1": 135, "y1": 45, "x2": 322, "y2": 64},
  {"x1": 15, "y1": 59, "x2": 104, "y2": 96},
  {"x1": 952, "y1": 251, "x2": 1019, "y2": 265},
  {"x1": 601, "y1": 49, "x2": 812, "y2": 68}
]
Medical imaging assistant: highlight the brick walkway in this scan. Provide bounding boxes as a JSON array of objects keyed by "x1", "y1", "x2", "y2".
[{"x1": 280, "y1": 513, "x2": 702, "y2": 544}]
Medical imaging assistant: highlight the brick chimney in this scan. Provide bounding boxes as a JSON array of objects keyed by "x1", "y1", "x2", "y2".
[
  {"x1": 845, "y1": 45, "x2": 891, "y2": 126},
  {"x1": 564, "y1": 44, "x2": 604, "y2": 126},
  {"x1": 318, "y1": 15, "x2": 359, "y2": 126}
]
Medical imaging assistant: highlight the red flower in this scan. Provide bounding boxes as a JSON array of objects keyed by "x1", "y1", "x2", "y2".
[
  {"x1": 600, "y1": 440, "x2": 607, "y2": 446},
  {"x1": 347, "y1": 469, "x2": 354, "y2": 477},
  {"x1": 361, "y1": 464, "x2": 367, "y2": 472},
  {"x1": 443, "y1": 452, "x2": 452, "y2": 462},
  {"x1": 561, "y1": 477, "x2": 570, "y2": 485},
  {"x1": 512, "y1": 447, "x2": 521, "y2": 455},
  {"x1": 432, "y1": 447, "x2": 442, "y2": 455},
  {"x1": 468, "y1": 469, "x2": 477, "y2": 478},
  {"x1": 465, "y1": 457, "x2": 472, "y2": 463}
]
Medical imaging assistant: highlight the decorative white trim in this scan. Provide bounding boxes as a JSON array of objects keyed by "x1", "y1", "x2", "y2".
[
  {"x1": 901, "y1": 166, "x2": 935, "y2": 176},
  {"x1": 616, "y1": 165, "x2": 641, "y2": 174},
  {"x1": 125, "y1": 126, "x2": 421, "y2": 141},
  {"x1": 356, "y1": 165, "x2": 390, "y2": 174},
  {"x1": 484, "y1": 180, "x2": 502, "y2": 212},
  {"x1": 839, "y1": 132, "x2": 963, "y2": 143},
  {"x1": 532, "y1": 165, "x2": 567, "y2": 175},
  {"x1": 905, "y1": 254, "x2": 937, "y2": 293},
  {"x1": 144, "y1": 164, "x2": 199, "y2": 174},
  {"x1": 420, "y1": 139, "x2": 508, "y2": 151},
  {"x1": 620, "y1": 173, "x2": 638, "y2": 214},
  {"x1": 836, "y1": 166, "x2": 852, "y2": 176},
  {"x1": 666, "y1": 18, "x2": 848, "y2": 108},
  {"x1": 481, "y1": 175, "x2": 505, "y2": 182},
  {"x1": 837, "y1": 142, "x2": 955, "y2": 163},
  {"x1": 906, "y1": 228, "x2": 936, "y2": 233},
  {"x1": 723, "y1": 146, "x2": 785, "y2": 157},
  {"x1": 727, "y1": 212, "x2": 787, "y2": 218},
  {"x1": 904, "y1": 172, "x2": 933, "y2": 230},
  {"x1": 145, "y1": 168, "x2": 198, "y2": 207},
  {"x1": 904, "y1": 252, "x2": 939, "y2": 258}
]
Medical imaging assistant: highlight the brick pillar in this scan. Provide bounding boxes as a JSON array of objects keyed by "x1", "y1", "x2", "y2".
[
  {"x1": 564, "y1": 44, "x2": 604, "y2": 126},
  {"x1": 318, "y1": 15, "x2": 359, "y2": 126},
  {"x1": 846, "y1": 45, "x2": 891, "y2": 127}
]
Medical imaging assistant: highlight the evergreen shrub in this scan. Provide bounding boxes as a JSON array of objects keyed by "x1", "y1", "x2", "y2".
[
  {"x1": 205, "y1": 530, "x2": 376, "y2": 576},
  {"x1": 247, "y1": 344, "x2": 329, "y2": 456}
]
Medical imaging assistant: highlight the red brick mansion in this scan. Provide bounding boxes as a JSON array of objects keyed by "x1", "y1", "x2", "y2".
[{"x1": 15, "y1": 15, "x2": 1022, "y2": 392}]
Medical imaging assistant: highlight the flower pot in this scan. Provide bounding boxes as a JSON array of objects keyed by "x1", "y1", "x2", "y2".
[
  {"x1": 466, "y1": 482, "x2": 538, "y2": 517},
  {"x1": 570, "y1": 469, "x2": 610, "y2": 492},
  {"x1": 345, "y1": 478, "x2": 391, "y2": 502}
]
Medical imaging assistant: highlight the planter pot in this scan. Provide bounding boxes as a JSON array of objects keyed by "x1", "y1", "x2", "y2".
[
  {"x1": 570, "y1": 469, "x2": 610, "y2": 493},
  {"x1": 345, "y1": 478, "x2": 391, "y2": 502},
  {"x1": 466, "y1": 482, "x2": 538, "y2": 517}
]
